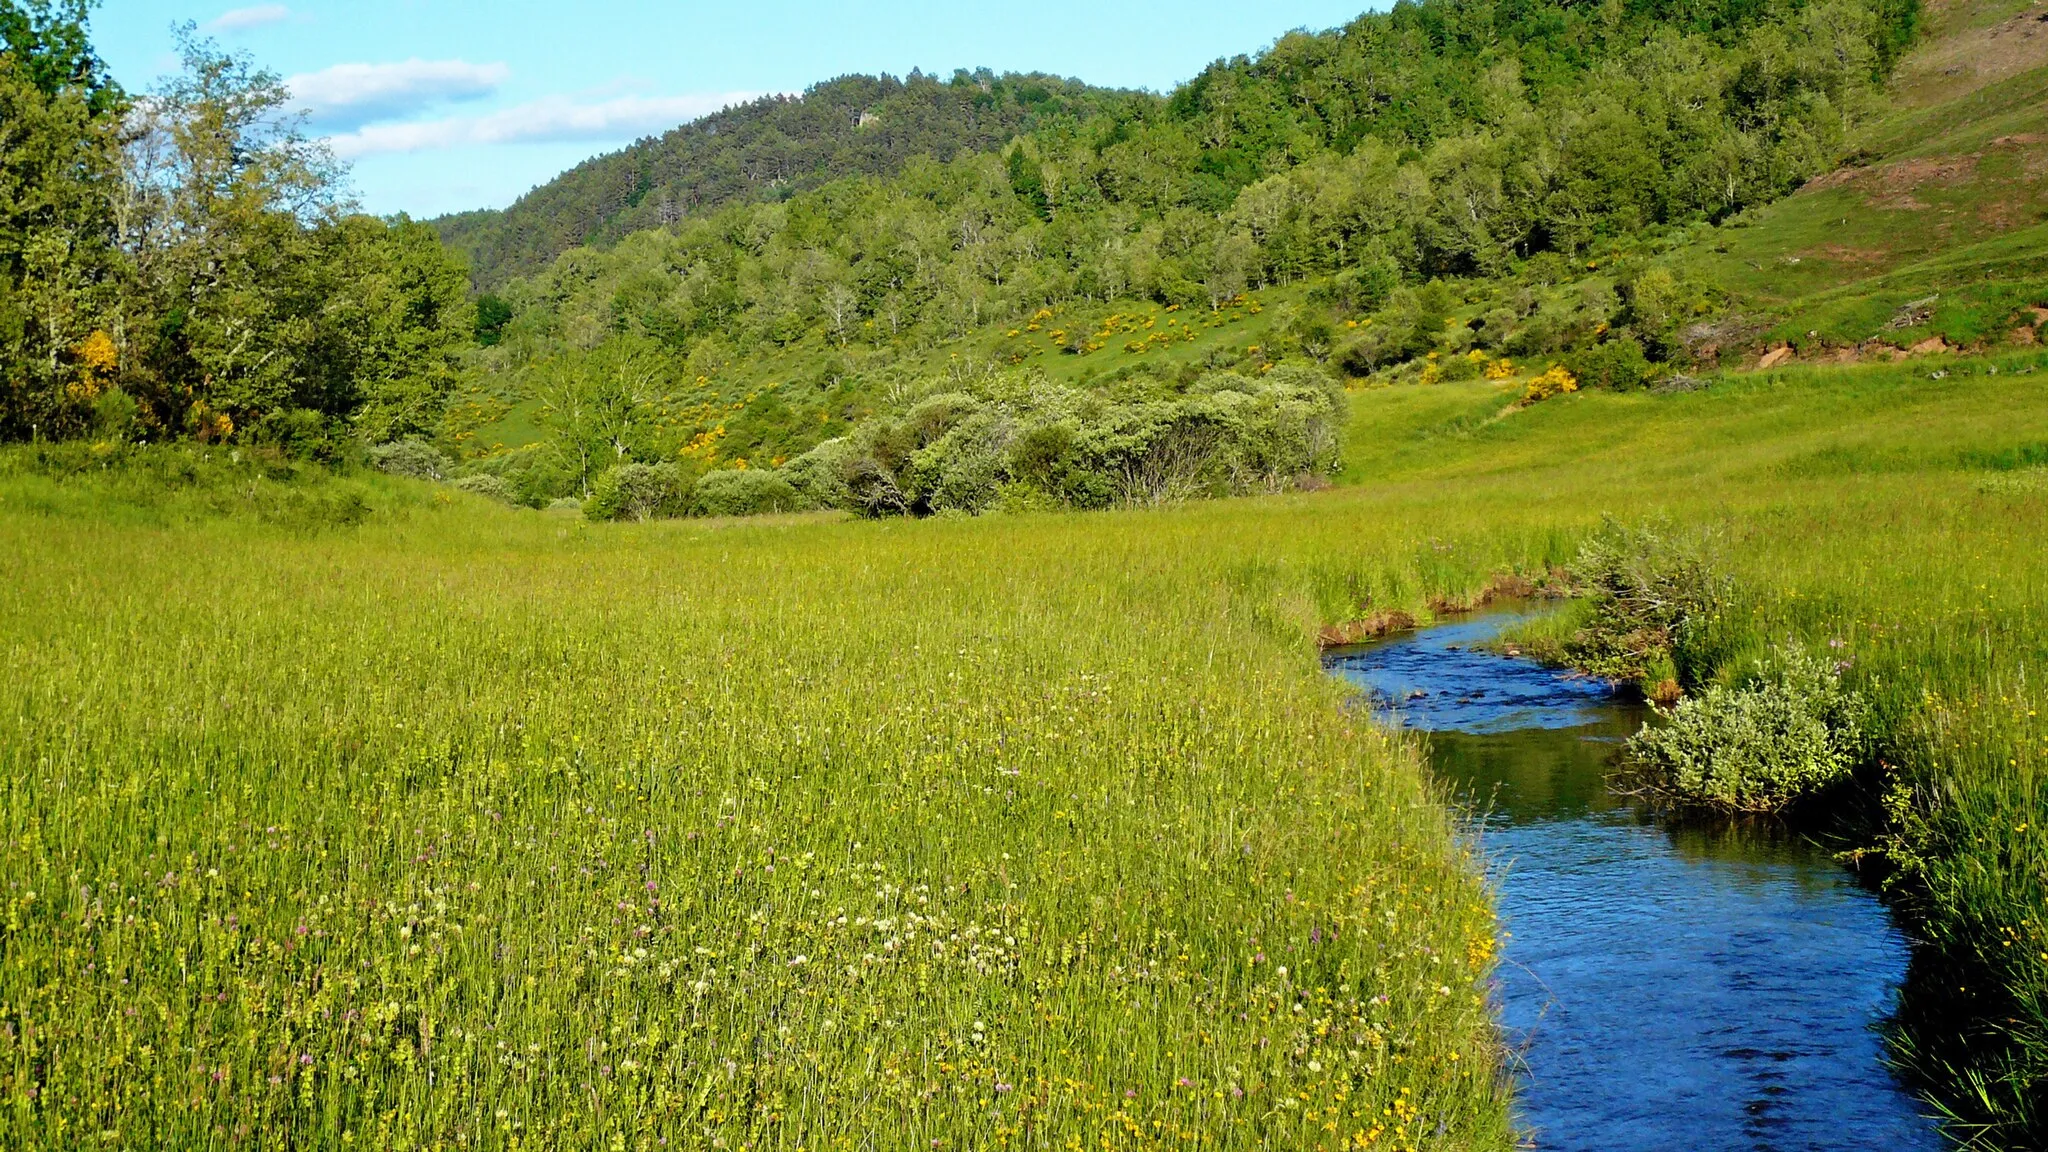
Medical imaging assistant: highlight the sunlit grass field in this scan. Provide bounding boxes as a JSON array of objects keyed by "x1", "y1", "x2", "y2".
[
  {"x1": 1, "y1": 478, "x2": 1519, "y2": 1149},
  {"x1": 4, "y1": 349, "x2": 2047, "y2": 1147}
]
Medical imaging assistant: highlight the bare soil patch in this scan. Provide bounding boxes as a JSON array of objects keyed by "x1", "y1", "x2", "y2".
[{"x1": 1318, "y1": 610, "x2": 1417, "y2": 648}]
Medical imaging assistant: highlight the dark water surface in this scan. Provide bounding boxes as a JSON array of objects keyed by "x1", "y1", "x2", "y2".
[{"x1": 1324, "y1": 615, "x2": 1943, "y2": 1152}]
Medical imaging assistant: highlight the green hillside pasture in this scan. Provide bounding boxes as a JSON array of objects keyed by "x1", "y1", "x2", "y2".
[{"x1": 1677, "y1": 62, "x2": 2048, "y2": 353}]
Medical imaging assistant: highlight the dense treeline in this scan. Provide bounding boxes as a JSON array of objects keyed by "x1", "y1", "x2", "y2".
[
  {"x1": 0, "y1": 2, "x2": 470, "y2": 450},
  {"x1": 501, "y1": 0, "x2": 1906, "y2": 351},
  {"x1": 432, "y1": 72, "x2": 1149, "y2": 289}
]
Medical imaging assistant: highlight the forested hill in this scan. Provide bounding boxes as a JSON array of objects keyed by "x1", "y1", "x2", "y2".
[
  {"x1": 432, "y1": 72, "x2": 1149, "y2": 287},
  {"x1": 405, "y1": 0, "x2": 1948, "y2": 518}
]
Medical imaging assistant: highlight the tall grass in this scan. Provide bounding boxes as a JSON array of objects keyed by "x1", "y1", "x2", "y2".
[
  {"x1": 0, "y1": 496, "x2": 1514, "y2": 1149},
  {"x1": 2, "y1": 350, "x2": 2044, "y2": 1147}
]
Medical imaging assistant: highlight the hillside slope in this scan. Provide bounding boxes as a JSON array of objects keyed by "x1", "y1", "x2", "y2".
[
  {"x1": 1652, "y1": 0, "x2": 2048, "y2": 353},
  {"x1": 432, "y1": 71, "x2": 1148, "y2": 287}
]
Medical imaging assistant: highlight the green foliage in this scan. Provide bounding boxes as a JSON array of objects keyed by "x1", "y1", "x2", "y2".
[
  {"x1": 1617, "y1": 265, "x2": 1719, "y2": 361},
  {"x1": 789, "y1": 363, "x2": 1347, "y2": 519},
  {"x1": 114, "y1": 29, "x2": 347, "y2": 433},
  {"x1": 781, "y1": 436, "x2": 858, "y2": 510},
  {"x1": 246, "y1": 407, "x2": 355, "y2": 465},
  {"x1": 528, "y1": 340, "x2": 669, "y2": 497},
  {"x1": 86, "y1": 385, "x2": 136, "y2": 439},
  {"x1": 321, "y1": 217, "x2": 475, "y2": 444},
  {"x1": 0, "y1": 14, "x2": 122, "y2": 441},
  {"x1": 1561, "y1": 520, "x2": 1733, "y2": 687},
  {"x1": 1561, "y1": 337, "x2": 1656, "y2": 391},
  {"x1": 473, "y1": 292, "x2": 512, "y2": 346},
  {"x1": 365, "y1": 438, "x2": 450, "y2": 482},
  {"x1": 585, "y1": 460, "x2": 691, "y2": 521},
  {"x1": 0, "y1": 19, "x2": 476, "y2": 450},
  {"x1": 1624, "y1": 644, "x2": 1870, "y2": 812},
  {"x1": 1308, "y1": 261, "x2": 1399, "y2": 317},
  {"x1": 0, "y1": 2, "x2": 115, "y2": 101},
  {"x1": 450, "y1": 471, "x2": 516, "y2": 504},
  {"x1": 691, "y1": 467, "x2": 799, "y2": 517}
]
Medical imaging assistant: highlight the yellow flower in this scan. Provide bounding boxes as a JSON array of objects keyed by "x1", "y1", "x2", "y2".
[{"x1": 1522, "y1": 365, "x2": 1579, "y2": 403}]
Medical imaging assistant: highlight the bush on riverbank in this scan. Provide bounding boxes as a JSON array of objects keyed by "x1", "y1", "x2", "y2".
[
  {"x1": 1624, "y1": 643, "x2": 1869, "y2": 812},
  {"x1": 1558, "y1": 520, "x2": 1733, "y2": 689}
]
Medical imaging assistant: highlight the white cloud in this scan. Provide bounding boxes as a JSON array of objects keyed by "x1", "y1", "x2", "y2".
[
  {"x1": 324, "y1": 91, "x2": 757, "y2": 159},
  {"x1": 287, "y1": 60, "x2": 512, "y2": 130},
  {"x1": 206, "y1": 5, "x2": 292, "y2": 32}
]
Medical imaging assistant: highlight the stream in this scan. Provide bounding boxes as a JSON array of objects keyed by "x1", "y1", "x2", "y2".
[{"x1": 1323, "y1": 613, "x2": 1944, "y2": 1151}]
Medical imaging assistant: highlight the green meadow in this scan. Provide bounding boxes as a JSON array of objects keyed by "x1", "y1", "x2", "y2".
[
  {"x1": 8, "y1": 0, "x2": 2048, "y2": 1141},
  {"x1": 6, "y1": 347, "x2": 2046, "y2": 1147}
]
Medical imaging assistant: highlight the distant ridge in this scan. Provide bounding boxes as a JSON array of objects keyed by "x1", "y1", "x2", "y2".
[{"x1": 432, "y1": 71, "x2": 1148, "y2": 288}]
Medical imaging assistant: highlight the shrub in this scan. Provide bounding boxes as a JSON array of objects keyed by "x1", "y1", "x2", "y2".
[
  {"x1": 1624, "y1": 644, "x2": 1868, "y2": 812},
  {"x1": 840, "y1": 454, "x2": 909, "y2": 518},
  {"x1": 1523, "y1": 365, "x2": 1579, "y2": 404},
  {"x1": 1007, "y1": 422, "x2": 1081, "y2": 494},
  {"x1": 1562, "y1": 520, "x2": 1731, "y2": 687},
  {"x1": 1205, "y1": 371, "x2": 1344, "y2": 490},
  {"x1": 1474, "y1": 308, "x2": 1521, "y2": 351},
  {"x1": 474, "y1": 293, "x2": 514, "y2": 346},
  {"x1": 1273, "y1": 303, "x2": 1339, "y2": 363},
  {"x1": 1438, "y1": 350, "x2": 1484, "y2": 381},
  {"x1": 1078, "y1": 401, "x2": 1226, "y2": 506},
  {"x1": 780, "y1": 438, "x2": 857, "y2": 510},
  {"x1": 1263, "y1": 362, "x2": 1348, "y2": 418},
  {"x1": 1562, "y1": 337, "x2": 1654, "y2": 391},
  {"x1": 90, "y1": 388, "x2": 140, "y2": 441},
  {"x1": 1309, "y1": 261, "x2": 1399, "y2": 317},
  {"x1": 452, "y1": 473, "x2": 518, "y2": 504},
  {"x1": 693, "y1": 468, "x2": 800, "y2": 517},
  {"x1": 250, "y1": 409, "x2": 352, "y2": 465},
  {"x1": 899, "y1": 393, "x2": 981, "y2": 448},
  {"x1": 906, "y1": 414, "x2": 1009, "y2": 514},
  {"x1": 586, "y1": 463, "x2": 691, "y2": 521},
  {"x1": 366, "y1": 439, "x2": 450, "y2": 481},
  {"x1": 779, "y1": 364, "x2": 1349, "y2": 518}
]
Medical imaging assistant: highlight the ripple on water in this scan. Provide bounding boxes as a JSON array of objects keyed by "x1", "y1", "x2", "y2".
[{"x1": 1324, "y1": 614, "x2": 1943, "y2": 1152}]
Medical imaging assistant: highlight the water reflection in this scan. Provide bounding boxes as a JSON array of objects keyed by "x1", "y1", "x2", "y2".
[{"x1": 1325, "y1": 615, "x2": 1942, "y2": 1152}]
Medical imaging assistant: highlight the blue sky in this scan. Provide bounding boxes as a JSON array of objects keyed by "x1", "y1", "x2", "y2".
[{"x1": 93, "y1": 1, "x2": 1380, "y2": 220}]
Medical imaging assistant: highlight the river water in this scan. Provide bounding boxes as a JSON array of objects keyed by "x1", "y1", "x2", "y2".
[{"x1": 1323, "y1": 614, "x2": 1944, "y2": 1151}]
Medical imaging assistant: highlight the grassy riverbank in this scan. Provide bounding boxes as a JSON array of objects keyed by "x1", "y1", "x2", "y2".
[
  {"x1": 1336, "y1": 353, "x2": 2048, "y2": 1143},
  {"x1": 5, "y1": 347, "x2": 2045, "y2": 1147}
]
